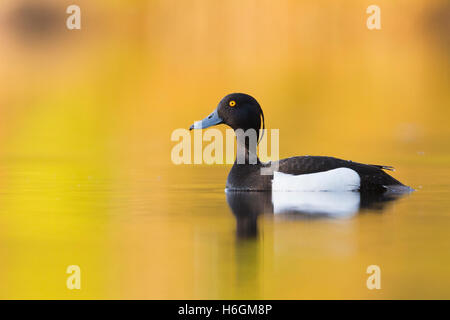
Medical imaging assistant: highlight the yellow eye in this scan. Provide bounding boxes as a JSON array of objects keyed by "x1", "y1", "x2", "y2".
[{"x1": 229, "y1": 100, "x2": 236, "y2": 107}]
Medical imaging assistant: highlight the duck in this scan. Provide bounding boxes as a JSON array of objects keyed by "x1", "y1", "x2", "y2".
[{"x1": 189, "y1": 93, "x2": 412, "y2": 193}]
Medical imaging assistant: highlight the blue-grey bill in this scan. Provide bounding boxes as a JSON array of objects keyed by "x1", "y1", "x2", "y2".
[{"x1": 189, "y1": 109, "x2": 223, "y2": 130}]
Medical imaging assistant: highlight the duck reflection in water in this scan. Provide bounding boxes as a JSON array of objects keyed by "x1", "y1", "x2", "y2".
[{"x1": 226, "y1": 190, "x2": 408, "y2": 239}]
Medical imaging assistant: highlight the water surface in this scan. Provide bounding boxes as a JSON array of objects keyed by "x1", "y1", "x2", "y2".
[{"x1": 0, "y1": 153, "x2": 449, "y2": 299}]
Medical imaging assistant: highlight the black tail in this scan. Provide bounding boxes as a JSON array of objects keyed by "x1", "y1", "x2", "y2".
[{"x1": 369, "y1": 164, "x2": 395, "y2": 171}]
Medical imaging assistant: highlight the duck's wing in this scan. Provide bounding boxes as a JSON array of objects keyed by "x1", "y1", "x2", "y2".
[{"x1": 275, "y1": 156, "x2": 404, "y2": 192}]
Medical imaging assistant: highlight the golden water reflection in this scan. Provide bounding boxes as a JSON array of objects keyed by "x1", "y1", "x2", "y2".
[{"x1": 1, "y1": 160, "x2": 450, "y2": 299}]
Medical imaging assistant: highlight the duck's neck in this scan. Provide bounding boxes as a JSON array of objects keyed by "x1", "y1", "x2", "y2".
[{"x1": 235, "y1": 132, "x2": 260, "y2": 165}]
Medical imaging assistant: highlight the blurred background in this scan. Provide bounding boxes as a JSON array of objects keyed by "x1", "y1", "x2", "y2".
[{"x1": 0, "y1": 0, "x2": 449, "y2": 299}]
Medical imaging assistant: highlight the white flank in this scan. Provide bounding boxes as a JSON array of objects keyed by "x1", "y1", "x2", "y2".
[{"x1": 272, "y1": 167, "x2": 360, "y2": 192}]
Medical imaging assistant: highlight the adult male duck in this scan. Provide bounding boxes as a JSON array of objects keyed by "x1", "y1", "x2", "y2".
[{"x1": 189, "y1": 93, "x2": 412, "y2": 193}]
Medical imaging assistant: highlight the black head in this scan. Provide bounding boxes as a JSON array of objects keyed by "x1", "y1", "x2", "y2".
[{"x1": 189, "y1": 93, "x2": 265, "y2": 141}]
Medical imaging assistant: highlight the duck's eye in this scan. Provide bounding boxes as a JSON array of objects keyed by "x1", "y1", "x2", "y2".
[{"x1": 229, "y1": 100, "x2": 236, "y2": 107}]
